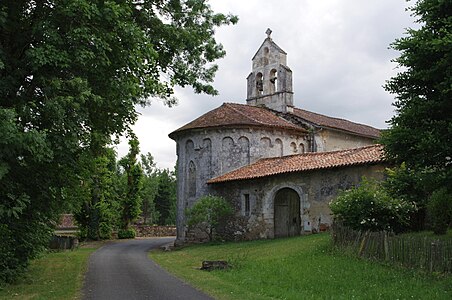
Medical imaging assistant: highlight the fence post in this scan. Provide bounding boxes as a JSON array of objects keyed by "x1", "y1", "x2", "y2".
[
  {"x1": 384, "y1": 231, "x2": 389, "y2": 262},
  {"x1": 358, "y1": 231, "x2": 368, "y2": 256}
]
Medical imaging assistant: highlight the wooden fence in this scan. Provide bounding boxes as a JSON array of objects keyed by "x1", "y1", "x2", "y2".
[{"x1": 331, "y1": 223, "x2": 452, "y2": 273}]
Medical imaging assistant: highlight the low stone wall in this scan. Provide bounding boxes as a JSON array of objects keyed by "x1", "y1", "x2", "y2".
[
  {"x1": 133, "y1": 225, "x2": 176, "y2": 237},
  {"x1": 49, "y1": 235, "x2": 79, "y2": 250}
]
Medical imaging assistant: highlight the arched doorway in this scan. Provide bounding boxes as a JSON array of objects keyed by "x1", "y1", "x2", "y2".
[{"x1": 274, "y1": 188, "x2": 301, "y2": 238}]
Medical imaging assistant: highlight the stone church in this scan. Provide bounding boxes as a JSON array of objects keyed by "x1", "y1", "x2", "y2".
[{"x1": 169, "y1": 30, "x2": 386, "y2": 243}]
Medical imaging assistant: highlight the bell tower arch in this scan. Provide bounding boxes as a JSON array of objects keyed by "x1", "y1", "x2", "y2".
[{"x1": 246, "y1": 29, "x2": 294, "y2": 113}]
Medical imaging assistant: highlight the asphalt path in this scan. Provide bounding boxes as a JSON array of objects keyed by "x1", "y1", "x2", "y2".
[{"x1": 82, "y1": 237, "x2": 213, "y2": 300}]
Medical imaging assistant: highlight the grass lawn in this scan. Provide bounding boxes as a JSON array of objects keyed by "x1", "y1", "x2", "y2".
[
  {"x1": 150, "y1": 234, "x2": 452, "y2": 300},
  {"x1": 0, "y1": 241, "x2": 103, "y2": 300}
]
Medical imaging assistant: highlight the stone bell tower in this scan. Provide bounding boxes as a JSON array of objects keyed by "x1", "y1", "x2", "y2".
[{"x1": 246, "y1": 29, "x2": 294, "y2": 113}]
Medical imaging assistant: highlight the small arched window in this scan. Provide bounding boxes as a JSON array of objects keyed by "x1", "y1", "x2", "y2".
[
  {"x1": 270, "y1": 69, "x2": 277, "y2": 93},
  {"x1": 290, "y1": 142, "x2": 297, "y2": 154},
  {"x1": 299, "y1": 143, "x2": 305, "y2": 154},
  {"x1": 256, "y1": 72, "x2": 263, "y2": 94}
]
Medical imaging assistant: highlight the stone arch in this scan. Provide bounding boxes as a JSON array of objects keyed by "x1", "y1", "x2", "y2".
[
  {"x1": 221, "y1": 136, "x2": 234, "y2": 173},
  {"x1": 290, "y1": 142, "x2": 297, "y2": 154},
  {"x1": 187, "y1": 160, "x2": 196, "y2": 198},
  {"x1": 259, "y1": 137, "x2": 271, "y2": 158},
  {"x1": 202, "y1": 138, "x2": 212, "y2": 177},
  {"x1": 299, "y1": 143, "x2": 305, "y2": 154},
  {"x1": 263, "y1": 184, "x2": 305, "y2": 238},
  {"x1": 256, "y1": 72, "x2": 263, "y2": 94},
  {"x1": 274, "y1": 187, "x2": 301, "y2": 238},
  {"x1": 185, "y1": 139, "x2": 194, "y2": 155},
  {"x1": 269, "y1": 68, "x2": 277, "y2": 93},
  {"x1": 238, "y1": 136, "x2": 250, "y2": 165},
  {"x1": 274, "y1": 138, "x2": 283, "y2": 157}
]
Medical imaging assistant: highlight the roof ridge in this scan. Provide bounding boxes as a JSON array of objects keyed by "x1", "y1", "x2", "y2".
[{"x1": 293, "y1": 107, "x2": 380, "y2": 129}]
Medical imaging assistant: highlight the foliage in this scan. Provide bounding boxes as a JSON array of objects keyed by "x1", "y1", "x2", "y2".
[
  {"x1": 186, "y1": 195, "x2": 233, "y2": 241},
  {"x1": 151, "y1": 234, "x2": 452, "y2": 300},
  {"x1": 139, "y1": 153, "x2": 160, "y2": 224},
  {"x1": 427, "y1": 188, "x2": 452, "y2": 235},
  {"x1": 0, "y1": 0, "x2": 235, "y2": 282},
  {"x1": 118, "y1": 228, "x2": 137, "y2": 239},
  {"x1": 381, "y1": 0, "x2": 452, "y2": 190},
  {"x1": 329, "y1": 179, "x2": 415, "y2": 232},
  {"x1": 74, "y1": 148, "x2": 120, "y2": 240},
  {"x1": 382, "y1": 163, "x2": 434, "y2": 230},
  {"x1": 118, "y1": 136, "x2": 143, "y2": 230},
  {"x1": 154, "y1": 169, "x2": 177, "y2": 225}
]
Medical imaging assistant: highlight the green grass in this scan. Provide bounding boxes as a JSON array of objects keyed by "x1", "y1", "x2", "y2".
[
  {"x1": 150, "y1": 234, "x2": 452, "y2": 300},
  {"x1": 0, "y1": 242, "x2": 100, "y2": 300}
]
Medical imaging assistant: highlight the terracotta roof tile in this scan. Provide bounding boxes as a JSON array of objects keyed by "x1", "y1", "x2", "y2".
[
  {"x1": 208, "y1": 144, "x2": 384, "y2": 184},
  {"x1": 169, "y1": 103, "x2": 305, "y2": 137},
  {"x1": 291, "y1": 108, "x2": 381, "y2": 138}
]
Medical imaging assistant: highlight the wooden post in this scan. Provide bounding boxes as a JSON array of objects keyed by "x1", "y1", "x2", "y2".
[{"x1": 384, "y1": 231, "x2": 389, "y2": 262}]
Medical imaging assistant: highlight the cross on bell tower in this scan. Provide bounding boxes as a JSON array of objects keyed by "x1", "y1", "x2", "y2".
[
  {"x1": 266, "y1": 28, "x2": 272, "y2": 39},
  {"x1": 246, "y1": 29, "x2": 294, "y2": 113}
]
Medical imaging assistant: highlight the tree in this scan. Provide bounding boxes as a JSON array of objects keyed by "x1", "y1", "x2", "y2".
[
  {"x1": 139, "y1": 153, "x2": 160, "y2": 224},
  {"x1": 154, "y1": 169, "x2": 176, "y2": 225},
  {"x1": 118, "y1": 136, "x2": 143, "y2": 236},
  {"x1": 427, "y1": 188, "x2": 452, "y2": 234},
  {"x1": 381, "y1": 0, "x2": 452, "y2": 189},
  {"x1": 74, "y1": 148, "x2": 120, "y2": 240},
  {"x1": 0, "y1": 0, "x2": 237, "y2": 283},
  {"x1": 186, "y1": 195, "x2": 233, "y2": 242}
]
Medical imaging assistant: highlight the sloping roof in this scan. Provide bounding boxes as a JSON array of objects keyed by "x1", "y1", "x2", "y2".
[
  {"x1": 291, "y1": 108, "x2": 381, "y2": 138},
  {"x1": 169, "y1": 103, "x2": 305, "y2": 137},
  {"x1": 208, "y1": 144, "x2": 384, "y2": 184}
]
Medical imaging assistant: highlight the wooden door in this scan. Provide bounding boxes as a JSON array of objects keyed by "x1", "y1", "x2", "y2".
[{"x1": 274, "y1": 188, "x2": 300, "y2": 238}]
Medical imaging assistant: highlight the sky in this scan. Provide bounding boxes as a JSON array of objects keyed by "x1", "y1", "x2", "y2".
[{"x1": 116, "y1": 0, "x2": 417, "y2": 170}]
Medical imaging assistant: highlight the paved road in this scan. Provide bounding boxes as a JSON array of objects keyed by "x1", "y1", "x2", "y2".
[{"x1": 83, "y1": 237, "x2": 213, "y2": 300}]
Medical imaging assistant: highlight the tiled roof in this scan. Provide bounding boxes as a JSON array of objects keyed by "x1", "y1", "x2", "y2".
[
  {"x1": 291, "y1": 108, "x2": 381, "y2": 138},
  {"x1": 169, "y1": 103, "x2": 305, "y2": 137},
  {"x1": 208, "y1": 144, "x2": 384, "y2": 184}
]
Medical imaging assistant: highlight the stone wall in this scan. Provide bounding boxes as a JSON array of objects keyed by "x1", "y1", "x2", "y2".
[
  {"x1": 133, "y1": 225, "x2": 176, "y2": 237},
  {"x1": 174, "y1": 126, "x2": 307, "y2": 243},
  {"x1": 209, "y1": 164, "x2": 386, "y2": 241},
  {"x1": 315, "y1": 129, "x2": 376, "y2": 152}
]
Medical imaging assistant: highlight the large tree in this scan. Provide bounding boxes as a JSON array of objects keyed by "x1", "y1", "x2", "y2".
[
  {"x1": 0, "y1": 0, "x2": 236, "y2": 283},
  {"x1": 382, "y1": 0, "x2": 451, "y2": 186}
]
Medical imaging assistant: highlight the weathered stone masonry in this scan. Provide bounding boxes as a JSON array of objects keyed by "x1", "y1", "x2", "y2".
[{"x1": 169, "y1": 30, "x2": 384, "y2": 244}]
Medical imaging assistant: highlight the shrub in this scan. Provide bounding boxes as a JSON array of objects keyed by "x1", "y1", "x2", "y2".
[
  {"x1": 186, "y1": 195, "x2": 233, "y2": 242},
  {"x1": 330, "y1": 179, "x2": 415, "y2": 232},
  {"x1": 427, "y1": 188, "x2": 452, "y2": 235},
  {"x1": 118, "y1": 228, "x2": 136, "y2": 239}
]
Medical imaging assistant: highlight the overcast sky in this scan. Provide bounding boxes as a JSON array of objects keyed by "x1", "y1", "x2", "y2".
[{"x1": 116, "y1": 0, "x2": 417, "y2": 169}]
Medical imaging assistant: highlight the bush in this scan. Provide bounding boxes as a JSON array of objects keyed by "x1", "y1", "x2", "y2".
[
  {"x1": 186, "y1": 195, "x2": 233, "y2": 242},
  {"x1": 427, "y1": 188, "x2": 452, "y2": 235},
  {"x1": 330, "y1": 179, "x2": 415, "y2": 232},
  {"x1": 117, "y1": 228, "x2": 136, "y2": 239}
]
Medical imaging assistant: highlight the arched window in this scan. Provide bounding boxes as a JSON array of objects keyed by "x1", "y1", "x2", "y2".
[
  {"x1": 290, "y1": 142, "x2": 297, "y2": 154},
  {"x1": 299, "y1": 143, "x2": 305, "y2": 154},
  {"x1": 256, "y1": 72, "x2": 263, "y2": 94},
  {"x1": 269, "y1": 69, "x2": 277, "y2": 93}
]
